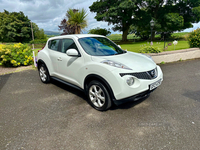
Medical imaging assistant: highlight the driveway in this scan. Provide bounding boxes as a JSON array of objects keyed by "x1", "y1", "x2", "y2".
[{"x1": 0, "y1": 59, "x2": 200, "y2": 150}]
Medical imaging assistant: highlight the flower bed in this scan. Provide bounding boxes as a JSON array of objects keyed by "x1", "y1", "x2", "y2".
[{"x1": 0, "y1": 43, "x2": 33, "y2": 67}]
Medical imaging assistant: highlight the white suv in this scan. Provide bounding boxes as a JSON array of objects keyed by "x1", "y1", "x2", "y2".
[{"x1": 37, "y1": 34, "x2": 163, "y2": 111}]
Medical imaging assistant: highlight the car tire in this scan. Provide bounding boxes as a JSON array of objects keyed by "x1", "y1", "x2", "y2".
[
  {"x1": 87, "y1": 80, "x2": 112, "y2": 111},
  {"x1": 38, "y1": 64, "x2": 50, "y2": 83}
]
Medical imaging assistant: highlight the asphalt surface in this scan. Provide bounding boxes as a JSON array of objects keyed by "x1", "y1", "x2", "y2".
[{"x1": 0, "y1": 59, "x2": 200, "y2": 150}]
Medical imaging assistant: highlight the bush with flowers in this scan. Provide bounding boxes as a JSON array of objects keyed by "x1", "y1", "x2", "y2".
[
  {"x1": 0, "y1": 43, "x2": 33, "y2": 67},
  {"x1": 187, "y1": 28, "x2": 200, "y2": 48}
]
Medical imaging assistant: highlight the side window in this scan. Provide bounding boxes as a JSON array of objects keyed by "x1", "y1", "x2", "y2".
[
  {"x1": 61, "y1": 39, "x2": 78, "y2": 53},
  {"x1": 48, "y1": 39, "x2": 60, "y2": 51}
]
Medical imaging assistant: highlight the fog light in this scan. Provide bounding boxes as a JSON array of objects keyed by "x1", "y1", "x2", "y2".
[{"x1": 126, "y1": 77, "x2": 134, "y2": 86}]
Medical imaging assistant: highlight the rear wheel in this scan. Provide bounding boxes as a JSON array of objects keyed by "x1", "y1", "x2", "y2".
[
  {"x1": 39, "y1": 64, "x2": 50, "y2": 83},
  {"x1": 87, "y1": 80, "x2": 112, "y2": 111}
]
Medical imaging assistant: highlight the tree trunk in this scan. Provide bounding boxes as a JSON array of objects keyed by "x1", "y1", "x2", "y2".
[
  {"x1": 122, "y1": 28, "x2": 129, "y2": 41},
  {"x1": 75, "y1": 26, "x2": 78, "y2": 34},
  {"x1": 77, "y1": 26, "x2": 81, "y2": 34}
]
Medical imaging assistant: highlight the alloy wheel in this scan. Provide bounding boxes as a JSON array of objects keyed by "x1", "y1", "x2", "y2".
[
  {"x1": 89, "y1": 85, "x2": 105, "y2": 107},
  {"x1": 39, "y1": 66, "x2": 47, "y2": 82}
]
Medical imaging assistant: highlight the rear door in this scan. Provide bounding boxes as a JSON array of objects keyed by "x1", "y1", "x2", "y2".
[{"x1": 47, "y1": 39, "x2": 62, "y2": 75}]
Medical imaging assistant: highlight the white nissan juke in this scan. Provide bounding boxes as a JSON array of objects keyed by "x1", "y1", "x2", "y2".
[{"x1": 37, "y1": 34, "x2": 163, "y2": 111}]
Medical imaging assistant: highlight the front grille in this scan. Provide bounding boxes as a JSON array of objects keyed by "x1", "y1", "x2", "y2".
[{"x1": 120, "y1": 68, "x2": 157, "y2": 80}]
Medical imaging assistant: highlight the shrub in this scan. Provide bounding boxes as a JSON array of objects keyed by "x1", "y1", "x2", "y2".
[
  {"x1": 187, "y1": 28, "x2": 200, "y2": 48},
  {"x1": 0, "y1": 43, "x2": 33, "y2": 67},
  {"x1": 139, "y1": 46, "x2": 162, "y2": 53},
  {"x1": 88, "y1": 27, "x2": 111, "y2": 36}
]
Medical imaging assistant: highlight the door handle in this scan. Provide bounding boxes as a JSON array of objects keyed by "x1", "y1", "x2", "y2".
[{"x1": 57, "y1": 57, "x2": 62, "y2": 61}]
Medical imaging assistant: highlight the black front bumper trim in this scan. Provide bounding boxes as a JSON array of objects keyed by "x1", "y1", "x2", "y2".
[{"x1": 112, "y1": 89, "x2": 156, "y2": 106}]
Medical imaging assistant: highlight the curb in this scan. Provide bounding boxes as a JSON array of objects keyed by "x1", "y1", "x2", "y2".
[{"x1": 149, "y1": 48, "x2": 200, "y2": 64}]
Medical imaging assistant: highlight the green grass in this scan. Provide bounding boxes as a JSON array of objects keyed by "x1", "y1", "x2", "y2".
[
  {"x1": 120, "y1": 41, "x2": 190, "y2": 53},
  {"x1": 107, "y1": 32, "x2": 189, "y2": 41}
]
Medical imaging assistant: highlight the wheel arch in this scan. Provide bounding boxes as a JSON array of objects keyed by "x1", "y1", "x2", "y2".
[
  {"x1": 84, "y1": 74, "x2": 116, "y2": 100},
  {"x1": 37, "y1": 59, "x2": 47, "y2": 70}
]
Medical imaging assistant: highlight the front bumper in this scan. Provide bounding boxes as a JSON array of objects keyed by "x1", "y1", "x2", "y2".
[
  {"x1": 112, "y1": 88, "x2": 156, "y2": 106},
  {"x1": 107, "y1": 65, "x2": 163, "y2": 101}
]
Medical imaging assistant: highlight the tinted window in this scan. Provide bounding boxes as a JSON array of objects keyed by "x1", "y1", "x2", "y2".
[
  {"x1": 61, "y1": 39, "x2": 78, "y2": 53},
  {"x1": 48, "y1": 39, "x2": 60, "y2": 51},
  {"x1": 78, "y1": 37, "x2": 125, "y2": 56}
]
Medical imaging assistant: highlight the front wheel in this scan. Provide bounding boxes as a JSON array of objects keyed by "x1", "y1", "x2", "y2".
[
  {"x1": 87, "y1": 80, "x2": 112, "y2": 111},
  {"x1": 38, "y1": 64, "x2": 50, "y2": 83}
]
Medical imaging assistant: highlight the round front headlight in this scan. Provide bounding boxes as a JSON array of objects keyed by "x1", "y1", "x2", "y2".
[{"x1": 126, "y1": 77, "x2": 135, "y2": 86}]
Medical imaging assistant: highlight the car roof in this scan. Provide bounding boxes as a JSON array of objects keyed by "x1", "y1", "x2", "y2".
[{"x1": 48, "y1": 34, "x2": 105, "y2": 41}]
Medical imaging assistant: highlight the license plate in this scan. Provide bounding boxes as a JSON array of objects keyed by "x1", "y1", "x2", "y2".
[{"x1": 150, "y1": 79, "x2": 162, "y2": 91}]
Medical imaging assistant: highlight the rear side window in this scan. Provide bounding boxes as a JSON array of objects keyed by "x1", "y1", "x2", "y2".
[
  {"x1": 48, "y1": 39, "x2": 60, "y2": 51},
  {"x1": 61, "y1": 39, "x2": 78, "y2": 53}
]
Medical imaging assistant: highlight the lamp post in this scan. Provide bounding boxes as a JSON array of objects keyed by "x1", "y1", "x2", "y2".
[{"x1": 150, "y1": 19, "x2": 155, "y2": 45}]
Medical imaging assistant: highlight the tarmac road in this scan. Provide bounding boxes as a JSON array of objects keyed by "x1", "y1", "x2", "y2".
[{"x1": 0, "y1": 59, "x2": 200, "y2": 150}]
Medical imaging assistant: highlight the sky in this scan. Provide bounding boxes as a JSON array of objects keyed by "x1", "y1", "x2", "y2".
[{"x1": 0, "y1": 0, "x2": 199, "y2": 34}]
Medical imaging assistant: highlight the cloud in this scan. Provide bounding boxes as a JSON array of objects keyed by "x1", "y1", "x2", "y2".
[
  {"x1": 0, "y1": 0, "x2": 199, "y2": 34},
  {"x1": 0, "y1": 0, "x2": 106, "y2": 32},
  {"x1": 183, "y1": 22, "x2": 200, "y2": 32}
]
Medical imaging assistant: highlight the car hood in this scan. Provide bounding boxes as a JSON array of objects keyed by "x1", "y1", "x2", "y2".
[{"x1": 91, "y1": 51, "x2": 156, "y2": 72}]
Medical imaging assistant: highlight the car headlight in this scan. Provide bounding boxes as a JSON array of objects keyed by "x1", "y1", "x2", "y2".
[
  {"x1": 126, "y1": 77, "x2": 135, "y2": 86},
  {"x1": 101, "y1": 60, "x2": 132, "y2": 70}
]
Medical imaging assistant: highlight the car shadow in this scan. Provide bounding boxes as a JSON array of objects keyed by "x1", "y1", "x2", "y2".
[
  {"x1": 50, "y1": 79, "x2": 87, "y2": 101},
  {"x1": 50, "y1": 79, "x2": 149, "y2": 110},
  {"x1": 110, "y1": 95, "x2": 150, "y2": 110}
]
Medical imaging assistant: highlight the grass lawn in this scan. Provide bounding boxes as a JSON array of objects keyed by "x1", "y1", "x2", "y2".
[
  {"x1": 120, "y1": 41, "x2": 190, "y2": 53},
  {"x1": 107, "y1": 32, "x2": 189, "y2": 41}
]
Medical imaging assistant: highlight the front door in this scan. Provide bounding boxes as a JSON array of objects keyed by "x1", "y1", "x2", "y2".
[{"x1": 56, "y1": 38, "x2": 84, "y2": 87}]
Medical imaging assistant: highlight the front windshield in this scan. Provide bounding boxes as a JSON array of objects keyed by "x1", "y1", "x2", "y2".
[{"x1": 78, "y1": 37, "x2": 126, "y2": 56}]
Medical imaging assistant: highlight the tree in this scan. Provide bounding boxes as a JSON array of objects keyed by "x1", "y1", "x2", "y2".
[
  {"x1": 0, "y1": 10, "x2": 32, "y2": 43},
  {"x1": 32, "y1": 22, "x2": 47, "y2": 40},
  {"x1": 59, "y1": 18, "x2": 76, "y2": 35},
  {"x1": 90, "y1": 0, "x2": 137, "y2": 41},
  {"x1": 129, "y1": 0, "x2": 194, "y2": 40},
  {"x1": 88, "y1": 27, "x2": 111, "y2": 36},
  {"x1": 59, "y1": 8, "x2": 88, "y2": 34},
  {"x1": 90, "y1": 0, "x2": 200, "y2": 41},
  {"x1": 128, "y1": 25, "x2": 150, "y2": 41}
]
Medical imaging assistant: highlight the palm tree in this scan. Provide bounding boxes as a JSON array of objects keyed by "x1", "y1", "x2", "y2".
[{"x1": 66, "y1": 8, "x2": 88, "y2": 34}]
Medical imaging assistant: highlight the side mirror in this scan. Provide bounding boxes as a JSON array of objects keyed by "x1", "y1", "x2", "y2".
[{"x1": 66, "y1": 49, "x2": 80, "y2": 57}]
